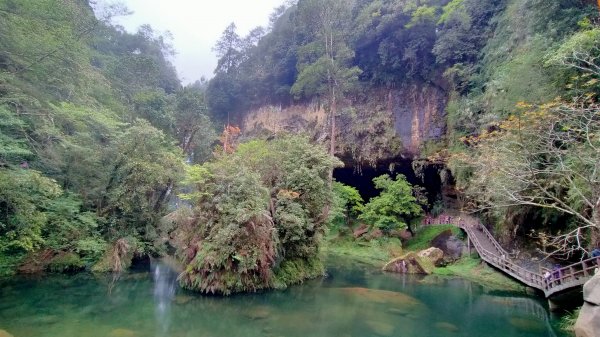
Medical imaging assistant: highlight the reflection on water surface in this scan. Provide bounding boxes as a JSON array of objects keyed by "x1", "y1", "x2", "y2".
[{"x1": 0, "y1": 258, "x2": 566, "y2": 337}]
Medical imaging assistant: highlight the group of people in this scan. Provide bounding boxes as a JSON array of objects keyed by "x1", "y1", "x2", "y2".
[
  {"x1": 423, "y1": 214, "x2": 460, "y2": 226},
  {"x1": 543, "y1": 265, "x2": 562, "y2": 284},
  {"x1": 544, "y1": 247, "x2": 600, "y2": 286}
]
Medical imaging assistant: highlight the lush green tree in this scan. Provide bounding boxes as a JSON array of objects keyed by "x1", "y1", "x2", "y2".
[
  {"x1": 132, "y1": 89, "x2": 175, "y2": 133},
  {"x1": 0, "y1": 169, "x2": 61, "y2": 253},
  {"x1": 94, "y1": 24, "x2": 180, "y2": 101},
  {"x1": 173, "y1": 87, "x2": 213, "y2": 156},
  {"x1": 328, "y1": 182, "x2": 364, "y2": 229},
  {"x1": 0, "y1": 0, "x2": 202, "y2": 275},
  {"x1": 0, "y1": 106, "x2": 32, "y2": 165},
  {"x1": 352, "y1": 0, "x2": 445, "y2": 85},
  {"x1": 101, "y1": 120, "x2": 184, "y2": 250},
  {"x1": 359, "y1": 174, "x2": 424, "y2": 233}
]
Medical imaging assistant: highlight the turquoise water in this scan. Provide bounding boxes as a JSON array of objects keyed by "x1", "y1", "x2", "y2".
[{"x1": 0, "y1": 258, "x2": 566, "y2": 337}]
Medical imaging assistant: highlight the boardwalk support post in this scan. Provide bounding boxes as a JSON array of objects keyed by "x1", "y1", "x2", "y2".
[{"x1": 547, "y1": 299, "x2": 559, "y2": 312}]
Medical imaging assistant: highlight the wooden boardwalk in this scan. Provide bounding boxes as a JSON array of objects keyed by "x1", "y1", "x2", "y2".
[{"x1": 457, "y1": 219, "x2": 599, "y2": 298}]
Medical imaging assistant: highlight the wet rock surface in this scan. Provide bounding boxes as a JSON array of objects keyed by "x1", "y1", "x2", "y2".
[
  {"x1": 575, "y1": 273, "x2": 600, "y2": 337},
  {"x1": 383, "y1": 252, "x2": 434, "y2": 274},
  {"x1": 417, "y1": 247, "x2": 444, "y2": 266}
]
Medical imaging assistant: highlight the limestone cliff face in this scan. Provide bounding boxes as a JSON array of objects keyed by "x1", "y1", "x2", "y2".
[
  {"x1": 242, "y1": 84, "x2": 447, "y2": 165},
  {"x1": 243, "y1": 103, "x2": 327, "y2": 135},
  {"x1": 391, "y1": 84, "x2": 447, "y2": 155}
]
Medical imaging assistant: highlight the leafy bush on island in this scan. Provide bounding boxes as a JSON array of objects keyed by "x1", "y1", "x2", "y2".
[{"x1": 172, "y1": 136, "x2": 341, "y2": 294}]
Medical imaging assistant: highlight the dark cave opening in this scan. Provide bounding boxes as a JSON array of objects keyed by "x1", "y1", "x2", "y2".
[{"x1": 333, "y1": 158, "x2": 445, "y2": 207}]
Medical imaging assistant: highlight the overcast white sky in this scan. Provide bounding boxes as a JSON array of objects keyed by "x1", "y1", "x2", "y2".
[{"x1": 113, "y1": 0, "x2": 286, "y2": 84}]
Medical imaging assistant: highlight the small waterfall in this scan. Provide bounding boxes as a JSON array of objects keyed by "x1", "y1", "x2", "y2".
[{"x1": 152, "y1": 260, "x2": 178, "y2": 336}]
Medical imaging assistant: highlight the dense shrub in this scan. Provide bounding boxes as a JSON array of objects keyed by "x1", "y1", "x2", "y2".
[{"x1": 174, "y1": 136, "x2": 340, "y2": 294}]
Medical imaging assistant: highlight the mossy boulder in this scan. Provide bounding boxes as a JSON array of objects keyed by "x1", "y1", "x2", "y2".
[
  {"x1": 47, "y1": 252, "x2": 85, "y2": 273},
  {"x1": 417, "y1": 247, "x2": 444, "y2": 266},
  {"x1": 383, "y1": 252, "x2": 435, "y2": 274}
]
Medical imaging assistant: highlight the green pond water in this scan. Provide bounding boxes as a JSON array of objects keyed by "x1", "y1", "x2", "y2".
[{"x1": 0, "y1": 258, "x2": 567, "y2": 337}]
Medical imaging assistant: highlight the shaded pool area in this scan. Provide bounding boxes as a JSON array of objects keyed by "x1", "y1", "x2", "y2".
[{"x1": 0, "y1": 258, "x2": 566, "y2": 337}]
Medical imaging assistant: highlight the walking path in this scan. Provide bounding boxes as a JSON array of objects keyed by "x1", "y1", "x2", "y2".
[{"x1": 432, "y1": 214, "x2": 598, "y2": 298}]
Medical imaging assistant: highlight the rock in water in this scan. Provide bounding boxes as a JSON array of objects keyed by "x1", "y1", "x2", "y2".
[
  {"x1": 435, "y1": 322, "x2": 459, "y2": 333},
  {"x1": 417, "y1": 247, "x2": 444, "y2": 266},
  {"x1": 575, "y1": 273, "x2": 600, "y2": 337},
  {"x1": 174, "y1": 295, "x2": 194, "y2": 305},
  {"x1": 0, "y1": 330, "x2": 14, "y2": 337},
  {"x1": 244, "y1": 306, "x2": 271, "y2": 320},
  {"x1": 382, "y1": 252, "x2": 434, "y2": 274},
  {"x1": 335, "y1": 288, "x2": 424, "y2": 309},
  {"x1": 387, "y1": 307, "x2": 410, "y2": 316},
  {"x1": 365, "y1": 320, "x2": 394, "y2": 336}
]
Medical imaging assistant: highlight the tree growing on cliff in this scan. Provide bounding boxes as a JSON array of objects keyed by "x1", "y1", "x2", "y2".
[{"x1": 290, "y1": 0, "x2": 362, "y2": 184}]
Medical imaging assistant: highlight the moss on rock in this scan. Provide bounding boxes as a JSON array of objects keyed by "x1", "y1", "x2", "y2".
[{"x1": 383, "y1": 252, "x2": 435, "y2": 274}]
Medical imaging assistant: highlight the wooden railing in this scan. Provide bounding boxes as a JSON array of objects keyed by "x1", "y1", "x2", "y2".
[
  {"x1": 539, "y1": 257, "x2": 600, "y2": 295},
  {"x1": 458, "y1": 221, "x2": 599, "y2": 298}
]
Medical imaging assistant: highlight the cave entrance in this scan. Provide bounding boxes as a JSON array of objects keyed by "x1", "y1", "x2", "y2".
[{"x1": 333, "y1": 158, "x2": 444, "y2": 207}]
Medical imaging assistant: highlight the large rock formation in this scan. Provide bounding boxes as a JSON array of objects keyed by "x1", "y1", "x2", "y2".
[
  {"x1": 431, "y1": 229, "x2": 465, "y2": 260},
  {"x1": 383, "y1": 251, "x2": 437, "y2": 274},
  {"x1": 417, "y1": 247, "x2": 445, "y2": 266},
  {"x1": 242, "y1": 84, "x2": 447, "y2": 163},
  {"x1": 390, "y1": 84, "x2": 447, "y2": 155},
  {"x1": 575, "y1": 272, "x2": 600, "y2": 337}
]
